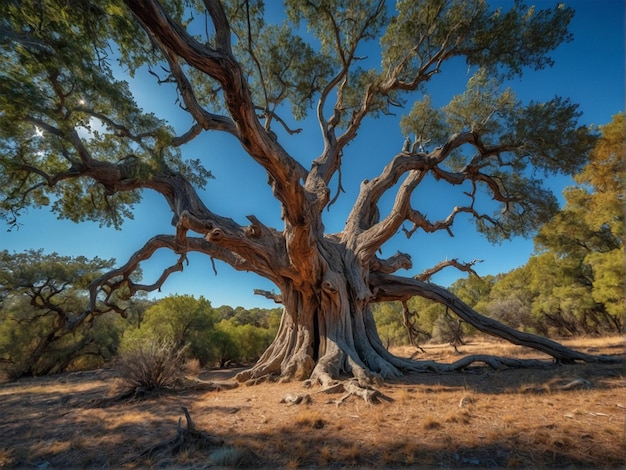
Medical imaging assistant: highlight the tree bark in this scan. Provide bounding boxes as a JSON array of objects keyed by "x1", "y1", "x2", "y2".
[
  {"x1": 238, "y1": 255, "x2": 621, "y2": 389},
  {"x1": 236, "y1": 241, "x2": 419, "y2": 387},
  {"x1": 370, "y1": 273, "x2": 620, "y2": 365}
]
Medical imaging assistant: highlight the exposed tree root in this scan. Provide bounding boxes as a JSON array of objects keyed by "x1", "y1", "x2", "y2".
[
  {"x1": 406, "y1": 354, "x2": 560, "y2": 373},
  {"x1": 303, "y1": 378, "x2": 395, "y2": 405},
  {"x1": 336, "y1": 379, "x2": 394, "y2": 405},
  {"x1": 180, "y1": 377, "x2": 239, "y2": 391}
]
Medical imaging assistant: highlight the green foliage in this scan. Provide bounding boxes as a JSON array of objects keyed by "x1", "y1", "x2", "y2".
[
  {"x1": 120, "y1": 296, "x2": 279, "y2": 367},
  {"x1": 121, "y1": 294, "x2": 218, "y2": 366},
  {"x1": 485, "y1": 268, "x2": 538, "y2": 333},
  {"x1": 213, "y1": 319, "x2": 276, "y2": 365},
  {"x1": 0, "y1": 249, "x2": 135, "y2": 378},
  {"x1": 372, "y1": 297, "x2": 449, "y2": 348},
  {"x1": 449, "y1": 274, "x2": 495, "y2": 313},
  {"x1": 485, "y1": 114, "x2": 624, "y2": 335},
  {"x1": 381, "y1": 0, "x2": 573, "y2": 79},
  {"x1": 0, "y1": 0, "x2": 212, "y2": 228},
  {"x1": 371, "y1": 302, "x2": 408, "y2": 348}
]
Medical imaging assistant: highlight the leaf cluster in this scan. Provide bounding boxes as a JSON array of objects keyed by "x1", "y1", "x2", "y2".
[
  {"x1": 0, "y1": 249, "x2": 134, "y2": 378},
  {"x1": 0, "y1": 0, "x2": 211, "y2": 229}
]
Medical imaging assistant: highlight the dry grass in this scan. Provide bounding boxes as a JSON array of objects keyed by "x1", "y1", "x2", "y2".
[{"x1": 0, "y1": 335, "x2": 623, "y2": 469}]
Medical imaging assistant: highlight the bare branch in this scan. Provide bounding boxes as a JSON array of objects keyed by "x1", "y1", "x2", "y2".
[
  {"x1": 404, "y1": 205, "x2": 484, "y2": 239},
  {"x1": 345, "y1": 152, "x2": 429, "y2": 233},
  {"x1": 353, "y1": 165, "x2": 427, "y2": 260},
  {"x1": 203, "y1": 0, "x2": 231, "y2": 52},
  {"x1": 253, "y1": 289, "x2": 283, "y2": 304},
  {"x1": 150, "y1": 34, "x2": 237, "y2": 136},
  {"x1": 312, "y1": 1, "x2": 386, "y2": 187},
  {"x1": 0, "y1": 25, "x2": 54, "y2": 54},
  {"x1": 257, "y1": 108, "x2": 302, "y2": 135},
  {"x1": 369, "y1": 251, "x2": 413, "y2": 274},
  {"x1": 401, "y1": 301, "x2": 428, "y2": 353},
  {"x1": 86, "y1": 235, "x2": 188, "y2": 314},
  {"x1": 415, "y1": 258, "x2": 483, "y2": 282}
]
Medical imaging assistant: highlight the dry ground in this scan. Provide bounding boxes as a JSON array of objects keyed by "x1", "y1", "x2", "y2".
[{"x1": 0, "y1": 336, "x2": 623, "y2": 469}]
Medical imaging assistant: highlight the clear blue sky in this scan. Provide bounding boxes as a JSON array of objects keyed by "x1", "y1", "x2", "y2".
[{"x1": 2, "y1": 0, "x2": 624, "y2": 309}]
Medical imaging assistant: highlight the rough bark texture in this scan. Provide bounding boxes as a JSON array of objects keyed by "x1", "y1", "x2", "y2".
[{"x1": 236, "y1": 243, "x2": 620, "y2": 389}]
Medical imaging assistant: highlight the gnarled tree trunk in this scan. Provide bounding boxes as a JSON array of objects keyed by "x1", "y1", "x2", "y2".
[
  {"x1": 237, "y1": 240, "x2": 413, "y2": 387},
  {"x1": 237, "y1": 241, "x2": 619, "y2": 389}
]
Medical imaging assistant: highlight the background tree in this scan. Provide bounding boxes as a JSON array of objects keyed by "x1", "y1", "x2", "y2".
[
  {"x1": 484, "y1": 115, "x2": 623, "y2": 336},
  {"x1": 121, "y1": 294, "x2": 219, "y2": 365},
  {"x1": 0, "y1": 0, "x2": 613, "y2": 390},
  {"x1": 121, "y1": 294, "x2": 279, "y2": 366},
  {"x1": 0, "y1": 250, "x2": 139, "y2": 378},
  {"x1": 530, "y1": 113, "x2": 624, "y2": 334},
  {"x1": 371, "y1": 302, "x2": 411, "y2": 350},
  {"x1": 486, "y1": 268, "x2": 539, "y2": 334}
]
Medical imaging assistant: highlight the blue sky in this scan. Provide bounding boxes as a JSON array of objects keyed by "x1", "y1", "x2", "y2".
[{"x1": 2, "y1": 0, "x2": 624, "y2": 309}]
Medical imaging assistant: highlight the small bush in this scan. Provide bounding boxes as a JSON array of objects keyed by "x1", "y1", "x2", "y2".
[{"x1": 116, "y1": 338, "x2": 187, "y2": 395}]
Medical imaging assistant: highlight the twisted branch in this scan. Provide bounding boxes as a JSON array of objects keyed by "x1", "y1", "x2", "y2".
[{"x1": 416, "y1": 258, "x2": 483, "y2": 282}]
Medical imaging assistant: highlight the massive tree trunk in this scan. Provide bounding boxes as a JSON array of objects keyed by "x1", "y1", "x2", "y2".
[
  {"x1": 237, "y1": 240, "x2": 411, "y2": 387},
  {"x1": 237, "y1": 242, "x2": 618, "y2": 388}
]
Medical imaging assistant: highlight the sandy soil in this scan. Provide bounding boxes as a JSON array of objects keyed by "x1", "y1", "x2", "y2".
[{"x1": 0, "y1": 336, "x2": 623, "y2": 469}]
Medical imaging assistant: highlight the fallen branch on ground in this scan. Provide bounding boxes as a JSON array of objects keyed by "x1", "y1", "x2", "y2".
[{"x1": 135, "y1": 406, "x2": 223, "y2": 461}]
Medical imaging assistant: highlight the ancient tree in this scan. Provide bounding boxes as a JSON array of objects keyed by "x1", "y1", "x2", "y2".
[{"x1": 0, "y1": 0, "x2": 614, "y2": 389}]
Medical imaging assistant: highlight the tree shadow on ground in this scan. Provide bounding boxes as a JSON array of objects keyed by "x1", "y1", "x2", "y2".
[{"x1": 0, "y1": 358, "x2": 624, "y2": 469}]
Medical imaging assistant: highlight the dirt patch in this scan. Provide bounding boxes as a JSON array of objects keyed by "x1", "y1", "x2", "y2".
[{"x1": 0, "y1": 336, "x2": 623, "y2": 469}]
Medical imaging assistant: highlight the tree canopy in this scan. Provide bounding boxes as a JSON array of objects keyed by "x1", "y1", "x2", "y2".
[
  {"x1": 0, "y1": 249, "x2": 132, "y2": 377},
  {"x1": 0, "y1": 0, "x2": 614, "y2": 387}
]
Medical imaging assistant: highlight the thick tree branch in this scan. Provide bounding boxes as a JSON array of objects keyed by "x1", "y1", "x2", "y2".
[
  {"x1": 344, "y1": 152, "x2": 429, "y2": 235},
  {"x1": 253, "y1": 289, "x2": 283, "y2": 304},
  {"x1": 369, "y1": 251, "x2": 413, "y2": 274},
  {"x1": 203, "y1": 0, "x2": 231, "y2": 52},
  {"x1": 123, "y1": 0, "x2": 309, "y2": 223},
  {"x1": 156, "y1": 40, "x2": 237, "y2": 136},
  {"x1": 355, "y1": 168, "x2": 426, "y2": 260},
  {"x1": 370, "y1": 273, "x2": 620, "y2": 364},
  {"x1": 124, "y1": 0, "x2": 322, "y2": 278},
  {"x1": 86, "y1": 230, "x2": 288, "y2": 320},
  {"x1": 345, "y1": 131, "x2": 519, "y2": 260},
  {"x1": 86, "y1": 235, "x2": 188, "y2": 315},
  {"x1": 345, "y1": 131, "x2": 474, "y2": 239}
]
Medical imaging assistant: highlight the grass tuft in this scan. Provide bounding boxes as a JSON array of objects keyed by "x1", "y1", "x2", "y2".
[
  {"x1": 294, "y1": 410, "x2": 325, "y2": 429},
  {"x1": 210, "y1": 446, "x2": 249, "y2": 467},
  {"x1": 423, "y1": 414, "x2": 442, "y2": 430}
]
